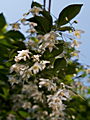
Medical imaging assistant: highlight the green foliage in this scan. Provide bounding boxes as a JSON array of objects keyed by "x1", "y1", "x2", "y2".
[{"x1": 57, "y1": 4, "x2": 83, "y2": 26}]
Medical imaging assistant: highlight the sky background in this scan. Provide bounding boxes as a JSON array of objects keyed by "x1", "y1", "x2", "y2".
[{"x1": 0, "y1": 0, "x2": 90, "y2": 65}]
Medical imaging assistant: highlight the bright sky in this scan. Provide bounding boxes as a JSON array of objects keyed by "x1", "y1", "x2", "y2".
[{"x1": 0, "y1": 0, "x2": 90, "y2": 65}]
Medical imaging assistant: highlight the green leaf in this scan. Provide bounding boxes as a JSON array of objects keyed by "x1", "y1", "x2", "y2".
[
  {"x1": 5, "y1": 30, "x2": 25, "y2": 40},
  {"x1": 40, "y1": 10, "x2": 53, "y2": 26},
  {"x1": 57, "y1": 4, "x2": 83, "y2": 26},
  {"x1": 0, "y1": 88, "x2": 9, "y2": 99},
  {"x1": 0, "y1": 44, "x2": 9, "y2": 58},
  {"x1": 0, "y1": 13, "x2": 6, "y2": 31},
  {"x1": 54, "y1": 58, "x2": 67, "y2": 70},
  {"x1": 0, "y1": 38, "x2": 14, "y2": 49},
  {"x1": 18, "y1": 111, "x2": 29, "y2": 118},
  {"x1": 58, "y1": 26, "x2": 73, "y2": 32},
  {"x1": 31, "y1": 1, "x2": 42, "y2": 8},
  {"x1": 27, "y1": 16, "x2": 51, "y2": 34}
]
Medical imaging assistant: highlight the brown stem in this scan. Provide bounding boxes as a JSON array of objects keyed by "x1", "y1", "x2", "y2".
[
  {"x1": 44, "y1": 0, "x2": 46, "y2": 10},
  {"x1": 48, "y1": 0, "x2": 51, "y2": 12}
]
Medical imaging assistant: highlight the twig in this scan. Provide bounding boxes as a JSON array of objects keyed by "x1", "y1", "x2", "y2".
[
  {"x1": 44, "y1": 0, "x2": 46, "y2": 10},
  {"x1": 48, "y1": 0, "x2": 51, "y2": 12}
]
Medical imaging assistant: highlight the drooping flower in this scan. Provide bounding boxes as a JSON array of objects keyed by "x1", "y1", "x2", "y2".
[
  {"x1": 39, "y1": 78, "x2": 57, "y2": 91},
  {"x1": 31, "y1": 54, "x2": 41, "y2": 62},
  {"x1": 26, "y1": 28, "x2": 37, "y2": 34},
  {"x1": 44, "y1": 31, "x2": 58, "y2": 41},
  {"x1": 40, "y1": 60, "x2": 50, "y2": 70},
  {"x1": 38, "y1": 31, "x2": 58, "y2": 52},
  {"x1": 74, "y1": 30, "x2": 84, "y2": 39},
  {"x1": 10, "y1": 23, "x2": 20, "y2": 30},
  {"x1": 10, "y1": 64, "x2": 29, "y2": 73},
  {"x1": 30, "y1": 6, "x2": 42, "y2": 16},
  {"x1": 71, "y1": 50, "x2": 79, "y2": 57},
  {"x1": 71, "y1": 39, "x2": 81, "y2": 47},
  {"x1": 8, "y1": 76, "x2": 19, "y2": 86},
  {"x1": 29, "y1": 22, "x2": 37, "y2": 27},
  {"x1": 30, "y1": 62, "x2": 42, "y2": 74},
  {"x1": 14, "y1": 49, "x2": 31, "y2": 62},
  {"x1": 7, "y1": 114, "x2": 16, "y2": 120},
  {"x1": 22, "y1": 101, "x2": 31, "y2": 109},
  {"x1": 30, "y1": 60, "x2": 50, "y2": 74}
]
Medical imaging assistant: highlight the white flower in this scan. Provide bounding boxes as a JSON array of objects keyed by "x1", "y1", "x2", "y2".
[
  {"x1": 38, "y1": 31, "x2": 58, "y2": 52},
  {"x1": 10, "y1": 64, "x2": 31, "y2": 81},
  {"x1": 71, "y1": 39, "x2": 81, "y2": 47},
  {"x1": 40, "y1": 60, "x2": 50, "y2": 70},
  {"x1": 22, "y1": 101, "x2": 31, "y2": 109},
  {"x1": 7, "y1": 114, "x2": 16, "y2": 120},
  {"x1": 45, "y1": 41, "x2": 56, "y2": 52},
  {"x1": 71, "y1": 51, "x2": 79, "y2": 57},
  {"x1": 8, "y1": 76, "x2": 19, "y2": 85},
  {"x1": 47, "y1": 88, "x2": 70, "y2": 118},
  {"x1": 29, "y1": 22, "x2": 37, "y2": 27},
  {"x1": 47, "y1": 95, "x2": 65, "y2": 111},
  {"x1": 30, "y1": 60, "x2": 50, "y2": 74},
  {"x1": 31, "y1": 54, "x2": 41, "y2": 62},
  {"x1": 10, "y1": 64, "x2": 29, "y2": 73},
  {"x1": 44, "y1": 31, "x2": 58, "y2": 41},
  {"x1": 74, "y1": 30, "x2": 84, "y2": 39},
  {"x1": 56, "y1": 89, "x2": 70, "y2": 101},
  {"x1": 30, "y1": 62, "x2": 42, "y2": 74},
  {"x1": 10, "y1": 23, "x2": 20, "y2": 30},
  {"x1": 19, "y1": 68, "x2": 32, "y2": 80},
  {"x1": 30, "y1": 6, "x2": 42, "y2": 16},
  {"x1": 39, "y1": 78, "x2": 57, "y2": 91},
  {"x1": 14, "y1": 49, "x2": 31, "y2": 62}
]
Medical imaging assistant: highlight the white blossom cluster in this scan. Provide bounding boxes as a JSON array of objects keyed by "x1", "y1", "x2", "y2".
[{"x1": 8, "y1": 5, "x2": 84, "y2": 120}]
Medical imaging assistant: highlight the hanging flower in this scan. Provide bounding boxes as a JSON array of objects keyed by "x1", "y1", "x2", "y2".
[
  {"x1": 22, "y1": 101, "x2": 31, "y2": 109},
  {"x1": 73, "y1": 30, "x2": 84, "y2": 39},
  {"x1": 8, "y1": 76, "x2": 19, "y2": 86},
  {"x1": 29, "y1": 22, "x2": 37, "y2": 27},
  {"x1": 10, "y1": 23, "x2": 20, "y2": 30},
  {"x1": 30, "y1": 6, "x2": 42, "y2": 16},
  {"x1": 31, "y1": 54, "x2": 41, "y2": 62},
  {"x1": 39, "y1": 78, "x2": 57, "y2": 91},
  {"x1": 30, "y1": 62, "x2": 42, "y2": 74},
  {"x1": 14, "y1": 49, "x2": 31, "y2": 62},
  {"x1": 71, "y1": 39, "x2": 81, "y2": 47},
  {"x1": 40, "y1": 60, "x2": 50, "y2": 70},
  {"x1": 30, "y1": 60, "x2": 50, "y2": 74},
  {"x1": 44, "y1": 31, "x2": 58, "y2": 41},
  {"x1": 26, "y1": 28, "x2": 37, "y2": 34}
]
